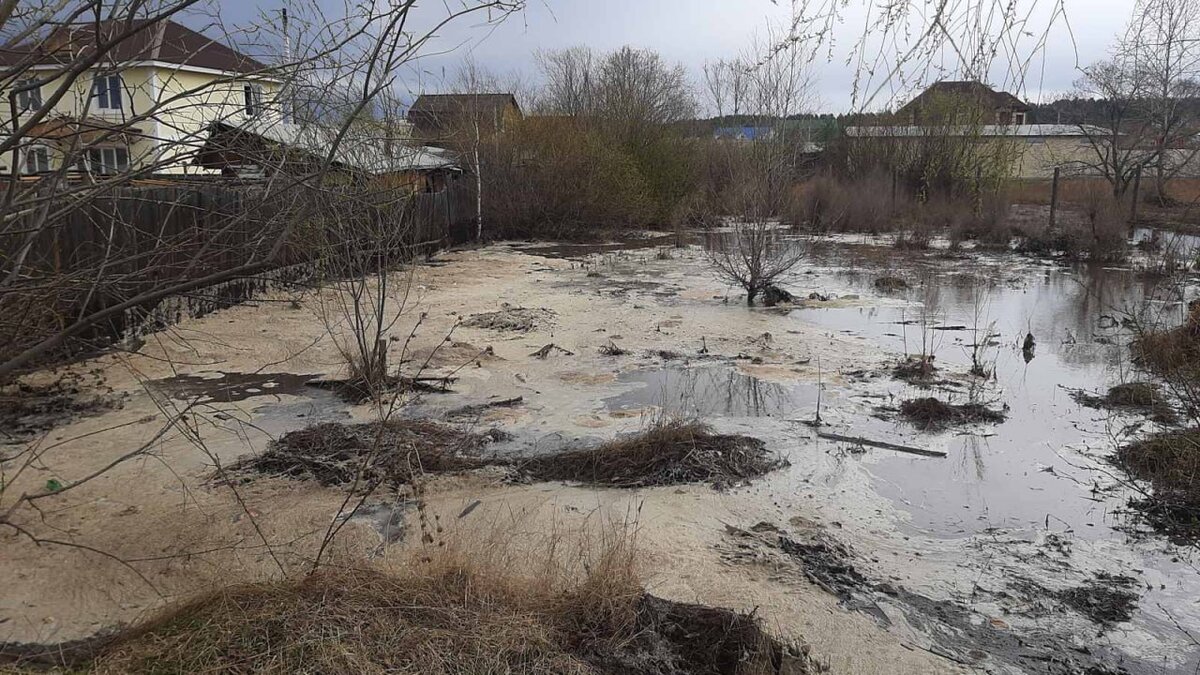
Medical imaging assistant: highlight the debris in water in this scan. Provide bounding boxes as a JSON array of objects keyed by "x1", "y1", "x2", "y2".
[
  {"x1": 815, "y1": 431, "x2": 946, "y2": 458},
  {"x1": 762, "y1": 285, "x2": 794, "y2": 306},
  {"x1": 1070, "y1": 382, "x2": 1177, "y2": 425},
  {"x1": 873, "y1": 276, "x2": 908, "y2": 291},
  {"x1": 892, "y1": 355, "x2": 937, "y2": 384},
  {"x1": 521, "y1": 420, "x2": 785, "y2": 489},
  {"x1": 899, "y1": 397, "x2": 1007, "y2": 431}
]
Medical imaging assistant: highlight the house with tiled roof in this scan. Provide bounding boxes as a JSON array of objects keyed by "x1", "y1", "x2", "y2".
[{"x1": 0, "y1": 19, "x2": 284, "y2": 176}]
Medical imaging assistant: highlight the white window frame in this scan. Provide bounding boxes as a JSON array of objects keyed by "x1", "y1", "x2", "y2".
[
  {"x1": 15, "y1": 79, "x2": 42, "y2": 112},
  {"x1": 91, "y1": 73, "x2": 123, "y2": 110},
  {"x1": 77, "y1": 146, "x2": 129, "y2": 175},
  {"x1": 243, "y1": 83, "x2": 264, "y2": 118},
  {"x1": 23, "y1": 144, "x2": 49, "y2": 174}
]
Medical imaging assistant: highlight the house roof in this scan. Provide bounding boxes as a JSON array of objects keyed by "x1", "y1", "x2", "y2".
[
  {"x1": 203, "y1": 120, "x2": 458, "y2": 175},
  {"x1": 0, "y1": 19, "x2": 269, "y2": 74},
  {"x1": 845, "y1": 124, "x2": 1110, "y2": 138},
  {"x1": 897, "y1": 81, "x2": 1030, "y2": 116},
  {"x1": 408, "y1": 93, "x2": 520, "y2": 119}
]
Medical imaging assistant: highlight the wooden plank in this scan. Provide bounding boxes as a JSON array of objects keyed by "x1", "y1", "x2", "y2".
[{"x1": 815, "y1": 431, "x2": 947, "y2": 458}]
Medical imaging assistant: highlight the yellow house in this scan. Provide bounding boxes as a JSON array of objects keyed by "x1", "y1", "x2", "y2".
[
  {"x1": 0, "y1": 19, "x2": 283, "y2": 177},
  {"x1": 843, "y1": 124, "x2": 1113, "y2": 179}
]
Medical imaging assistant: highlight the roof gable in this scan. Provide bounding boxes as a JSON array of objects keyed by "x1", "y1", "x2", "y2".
[
  {"x1": 897, "y1": 81, "x2": 1029, "y2": 118},
  {"x1": 0, "y1": 19, "x2": 268, "y2": 74},
  {"x1": 408, "y1": 93, "x2": 520, "y2": 117}
]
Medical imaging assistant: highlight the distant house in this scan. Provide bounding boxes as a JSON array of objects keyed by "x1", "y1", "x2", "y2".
[
  {"x1": 0, "y1": 19, "x2": 283, "y2": 177},
  {"x1": 844, "y1": 124, "x2": 1112, "y2": 178},
  {"x1": 896, "y1": 81, "x2": 1031, "y2": 126},
  {"x1": 713, "y1": 126, "x2": 774, "y2": 142},
  {"x1": 407, "y1": 93, "x2": 522, "y2": 145}
]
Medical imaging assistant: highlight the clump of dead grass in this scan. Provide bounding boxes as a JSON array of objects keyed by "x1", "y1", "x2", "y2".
[
  {"x1": 69, "y1": 520, "x2": 814, "y2": 675},
  {"x1": 1115, "y1": 429, "x2": 1200, "y2": 540},
  {"x1": 899, "y1": 397, "x2": 1007, "y2": 431},
  {"x1": 892, "y1": 355, "x2": 936, "y2": 383},
  {"x1": 226, "y1": 420, "x2": 501, "y2": 488},
  {"x1": 228, "y1": 418, "x2": 784, "y2": 492},
  {"x1": 523, "y1": 419, "x2": 785, "y2": 489},
  {"x1": 1072, "y1": 382, "x2": 1178, "y2": 425},
  {"x1": 1133, "y1": 302, "x2": 1200, "y2": 383}
]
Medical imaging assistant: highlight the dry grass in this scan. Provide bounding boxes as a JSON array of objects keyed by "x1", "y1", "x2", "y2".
[
  {"x1": 34, "y1": 516, "x2": 814, "y2": 674},
  {"x1": 1115, "y1": 429, "x2": 1200, "y2": 540},
  {"x1": 1072, "y1": 382, "x2": 1178, "y2": 425},
  {"x1": 892, "y1": 355, "x2": 936, "y2": 383},
  {"x1": 226, "y1": 420, "x2": 500, "y2": 488},
  {"x1": 899, "y1": 397, "x2": 1007, "y2": 431},
  {"x1": 1133, "y1": 302, "x2": 1200, "y2": 384},
  {"x1": 523, "y1": 419, "x2": 785, "y2": 489},
  {"x1": 228, "y1": 418, "x2": 783, "y2": 492}
]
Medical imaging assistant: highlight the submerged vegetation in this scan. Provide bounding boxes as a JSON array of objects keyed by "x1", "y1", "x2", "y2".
[{"x1": 899, "y1": 397, "x2": 1007, "y2": 431}]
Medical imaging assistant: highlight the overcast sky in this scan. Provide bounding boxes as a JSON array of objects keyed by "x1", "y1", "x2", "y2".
[{"x1": 221, "y1": 0, "x2": 1139, "y2": 114}]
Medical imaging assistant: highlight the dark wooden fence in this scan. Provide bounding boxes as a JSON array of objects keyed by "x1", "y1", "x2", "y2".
[{"x1": 0, "y1": 180, "x2": 477, "y2": 365}]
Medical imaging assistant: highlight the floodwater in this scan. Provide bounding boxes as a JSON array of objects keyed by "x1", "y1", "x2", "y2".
[{"x1": 592, "y1": 235, "x2": 1200, "y2": 673}]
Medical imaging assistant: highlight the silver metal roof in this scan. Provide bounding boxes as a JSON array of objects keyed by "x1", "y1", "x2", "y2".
[
  {"x1": 845, "y1": 124, "x2": 1112, "y2": 138},
  {"x1": 222, "y1": 119, "x2": 459, "y2": 174}
]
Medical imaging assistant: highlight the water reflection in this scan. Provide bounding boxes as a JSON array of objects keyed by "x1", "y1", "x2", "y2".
[{"x1": 604, "y1": 364, "x2": 820, "y2": 419}]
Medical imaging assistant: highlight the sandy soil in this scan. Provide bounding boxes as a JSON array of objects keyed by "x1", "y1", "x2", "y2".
[{"x1": 0, "y1": 243, "x2": 960, "y2": 674}]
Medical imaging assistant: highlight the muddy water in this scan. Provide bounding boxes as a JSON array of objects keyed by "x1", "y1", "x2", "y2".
[{"x1": 576, "y1": 236, "x2": 1200, "y2": 673}]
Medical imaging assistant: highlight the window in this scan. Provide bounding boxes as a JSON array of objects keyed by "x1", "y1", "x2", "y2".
[
  {"x1": 23, "y1": 145, "x2": 49, "y2": 174},
  {"x1": 243, "y1": 84, "x2": 263, "y2": 118},
  {"x1": 77, "y1": 147, "x2": 129, "y2": 175},
  {"x1": 91, "y1": 74, "x2": 123, "y2": 110},
  {"x1": 15, "y1": 79, "x2": 42, "y2": 112},
  {"x1": 1013, "y1": 112, "x2": 1027, "y2": 125}
]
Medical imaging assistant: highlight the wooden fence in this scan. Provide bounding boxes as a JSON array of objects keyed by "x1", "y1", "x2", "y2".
[{"x1": 0, "y1": 180, "x2": 477, "y2": 364}]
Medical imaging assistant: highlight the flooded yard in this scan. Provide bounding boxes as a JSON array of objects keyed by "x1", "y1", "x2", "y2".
[{"x1": 4, "y1": 232, "x2": 1200, "y2": 674}]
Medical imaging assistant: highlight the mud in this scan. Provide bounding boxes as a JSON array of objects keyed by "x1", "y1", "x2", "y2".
[
  {"x1": 0, "y1": 373, "x2": 124, "y2": 445},
  {"x1": 724, "y1": 522, "x2": 1140, "y2": 675}
]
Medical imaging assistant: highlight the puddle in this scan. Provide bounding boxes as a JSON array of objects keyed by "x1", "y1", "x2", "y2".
[
  {"x1": 604, "y1": 364, "x2": 822, "y2": 419},
  {"x1": 518, "y1": 234, "x2": 680, "y2": 259},
  {"x1": 150, "y1": 372, "x2": 320, "y2": 403}
]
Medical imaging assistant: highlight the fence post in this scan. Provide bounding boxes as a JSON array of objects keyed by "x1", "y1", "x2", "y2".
[
  {"x1": 1130, "y1": 167, "x2": 1142, "y2": 223},
  {"x1": 1049, "y1": 167, "x2": 1060, "y2": 229}
]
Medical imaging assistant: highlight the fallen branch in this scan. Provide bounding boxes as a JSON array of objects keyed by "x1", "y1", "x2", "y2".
[
  {"x1": 446, "y1": 396, "x2": 524, "y2": 418},
  {"x1": 530, "y1": 343, "x2": 574, "y2": 359},
  {"x1": 815, "y1": 431, "x2": 946, "y2": 458}
]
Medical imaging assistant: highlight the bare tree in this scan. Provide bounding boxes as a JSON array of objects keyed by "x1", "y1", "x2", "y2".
[
  {"x1": 708, "y1": 218, "x2": 806, "y2": 306},
  {"x1": 535, "y1": 46, "x2": 597, "y2": 116},
  {"x1": 1125, "y1": 0, "x2": 1200, "y2": 202},
  {"x1": 0, "y1": 0, "x2": 522, "y2": 582}
]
